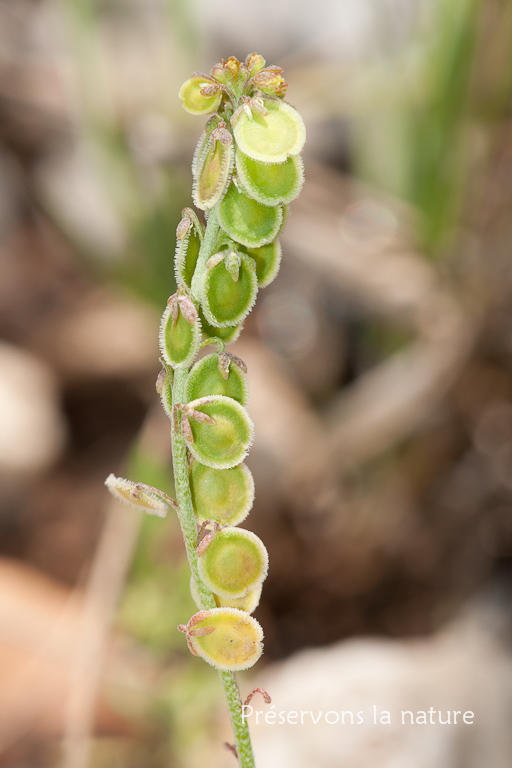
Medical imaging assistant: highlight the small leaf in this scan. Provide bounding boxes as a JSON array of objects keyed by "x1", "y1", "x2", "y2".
[
  {"x1": 193, "y1": 136, "x2": 233, "y2": 210},
  {"x1": 183, "y1": 395, "x2": 254, "y2": 469},
  {"x1": 189, "y1": 460, "x2": 254, "y2": 526},
  {"x1": 187, "y1": 352, "x2": 249, "y2": 405},
  {"x1": 198, "y1": 527, "x2": 268, "y2": 600},
  {"x1": 159, "y1": 299, "x2": 201, "y2": 369},
  {"x1": 179, "y1": 76, "x2": 222, "y2": 115},
  {"x1": 201, "y1": 250, "x2": 258, "y2": 327},
  {"x1": 182, "y1": 608, "x2": 264, "y2": 671},
  {"x1": 240, "y1": 239, "x2": 282, "y2": 288},
  {"x1": 218, "y1": 183, "x2": 282, "y2": 248},
  {"x1": 236, "y1": 150, "x2": 304, "y2": 206},
  {"x1": 190, "y1": 576, "x2": 262, "y2": 614},
  {"x1": 233, "y1": 98, "x2": 306, "y2": 163}
]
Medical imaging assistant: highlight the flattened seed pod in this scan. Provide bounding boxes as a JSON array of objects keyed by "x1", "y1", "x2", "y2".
[
  {"x1": 233, "y1": 98, "x2": 306, "y2": 163},
  {"x1": 236, "y1": 149, "x2": 304, "y2": 206},
  {"x1": 218, "y1": 183, "x2": 282, "y2": 248},
  {"x1": 175, "y1": 221, "x2": 202, "y2": 288},
  {"x1": 198, "y1": 305, "x2": 243, "y2": 345},
  {"x1": 201, "y1": 251, "x2": 258, "y2": 327},
  {"x1": 198, "y1": 527, "x2": 269, "y2": 599},
  {"x1": 187, "y1": 353, "x2": 249, "y2": 405},
  {"x1": 241, "y1": 240, "x2": 282, "y2": 288},
  {"x1": 189, "y1": 461, "x2": 254, "y2": 526},
  {"x1": 179, "y1": 76, "x2": 222, "y2": 115},
  {"x1": 190, "y1": 576, "x2": 262, "y2": 614},
  {"x1": 159, "y1": 300, "x2": 201, "y2": 369},
  {"x1": 193, "y1": 137, "x2": 233, "y2": 210},
  {"x1": 184, "y1": 395, "x2": 254, "y2": 469},
  {"x1": 105, "y1": 474, "x2": 169, "y2": 517},
  {"x1": 182, "y1": 608, "x2": 263, "y2": 671}
]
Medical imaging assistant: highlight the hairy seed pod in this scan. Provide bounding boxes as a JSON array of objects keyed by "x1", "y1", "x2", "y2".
[
  {"x1": 179, "y1": 76, "x2": 222, "y2": 115},
  {"x1": 201, "y1": 250, "x2": 258, "y2": 327},
  {"x1": 104, "y1": 474, "x2": 169, "y2": 517},
  {"x1": 218, "y1": 183, "x2": 282, "y2": 248},
  {"x1": 175, "y1": 220, "x2": 202, "y2": 288},
  {"x1": 181, "y1": 608, "x2": 263, "y2": 671},
  {"x1": 198, "y1": 305, "x2": 243, "y2": 345},
  {"x1": 236, "y1": 149, "x2": 304, "y2": 206},
  {"x1": 198, "y1": 527, "x2": 268, "y2": 599},
  {"x1": 233, "y1": 98, "x2": 306, "y2": 163},
  {"x1": 193, "y1": 136, "x2": 233, "y2": 210},
  {"x1": 189, "y1": 460, "x2": 254, "y2": 526},
  {"x1": 159, "y1": 299, "x2": 201, "y2": 369},
  {"x1": 190, "y1": 576, "x2": 262, "y2": 614},
  {"x1": 183, "y1": 395, "x2": 254, "y2": 469},
  {"x1": 240, "y1": 239, "x2": 282, "y2": 288},
  {"x1": 187, "y1": 352, "x2": 249, "y2": 405}
]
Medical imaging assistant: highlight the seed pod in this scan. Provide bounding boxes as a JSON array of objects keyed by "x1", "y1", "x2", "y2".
[
  {"x1": 190, "y1": 576, "x2": 262, "y2": 614},
  {"x1": 236, "y1": 149, "x2": 304, "y2": 206},
  {"x1": 159, "y1": 297, "x2": 201, "y2": 369},
  {"x1": 189, "y1": 460, "x2": 254, "y2": 526},
  {"x1": 187, "y1": 353, "x2": 249, "y2": 405},
  {"x1": 104, "y1": 474, "x2": 170, "y2": 517},
  {"x1": 198, "y1": 527, "x2": 268, "y2": 599},
  {"x1": 233, "y1": 98, "x2": 306, "y2": 163},
  {"x1": 218, "y1": 183, "x2": 282, "y2": 248},
  {"x1": 193, "y1": 135, "x2": 233, "y2": 210},
  {"x1": 175, "y1": 216, "x2": 202, "y2": 289},
  {"x1": 183, "y1": 395, "x2": 254, "y2": 469},
  {"x1": 201, "y1": 250, "x2": 258, "y2": 327},
  {"x1": 180, "y1": 608, "x2": 263, "y2": 671},
  {"x1": 198, "y1": 305, "x2": 243, "y2": 345},
  {"x1": 179, "y1": 76, "x2": 223, "y2": 115},
  {"x1": 240, "y1": 240, "x2": 282, "y2": 288},
  {"x1": 158, "y1": 369, "x2": 173, "y2": 421}
]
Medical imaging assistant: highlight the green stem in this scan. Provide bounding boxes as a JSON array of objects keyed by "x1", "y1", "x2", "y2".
[{"x1": 171, "y1": 208, "x2": 256, "y2": 768}]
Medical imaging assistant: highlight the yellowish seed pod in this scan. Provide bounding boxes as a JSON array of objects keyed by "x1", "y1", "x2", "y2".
[
  {"x1": 189, "y1": 461, "x2": 254, "y2": 526},
  {"x1": 179, "y1": 76, "x2": 222, "y2": 115},
  {"x1": 181, "y1": 608, "x2": 263, "y2": 671},
  {"x1": 190, "y1": 575, "x2": 262, "y2": 614},
  {"x1": 198, "y1": 527, "x2": 269, "y2": 600},
  {"x1": 233, "y1": 98, "x2": 306, "y2": 163}
]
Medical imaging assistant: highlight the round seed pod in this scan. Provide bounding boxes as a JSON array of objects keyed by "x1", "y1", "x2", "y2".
[
  {"x1": 198, "y1": 305, "x2": 243, "y2": 345},
  {"x1": 193, "y1": 137, "x2": 233, "y2": 210},
  {"x1": 184, "y1": 608, "x2": 263, "y2": 671},
  {"x1": 159, "y1": 301, "x2": 201, "y2": 369},
  {"x1": 175, "y1": 222, "x2": 201, "y2": 289},
  {"x1": 190, "y1": 576, "x2": 262, "y2": 614},
  {"x1": 236, "y1": 149, "x2": 304, "y2": 206},
  {"x1": 241, "y1": 240, "x2": 282, "y2": 288},
  {"x1": 233, "y1": 98, "x2": 306, "y2": 163},
  {"x1": 198, "y1": 527, "x2": 268, "y2": 600},
  {"x1": 187, "y1": 353, "x2": 249, "y2": 405},
  {"x1": 201, "y1": 251, "x2": 258, "y2": 327},
  {"x1": 184, "y1": 395, "x2": 254, "y2": 469},
  {"x1": 189, "y1": 461, "x2": 254, "y2": 526},
  {"x1": 218, "y1": 183, "x2": 282, "y2": 248},
  {"x1": 179, "y1": 76, "x2": 222, "y2": 115}
]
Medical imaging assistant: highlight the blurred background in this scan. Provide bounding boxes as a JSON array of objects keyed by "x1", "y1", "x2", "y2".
[{"x1": 1, "y1": 0, "x2": 512, "y2": 766}]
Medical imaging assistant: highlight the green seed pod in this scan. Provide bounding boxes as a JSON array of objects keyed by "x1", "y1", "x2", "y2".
[
  {"x1": 190, "y1": 576, "x2": 261, "y2": 614},
  {"x1": 198, "y1": 305, "x2": 243, "y2": 345},
  {"x1": 175, "y1": 212, "x2": 203, "y2": 289},
  {"x1": 218, "y1": 183, "x2": 282, "y2": 248},
  {"x1": 158, "y1": 368, "x2": 173, "y2": 421},
  {"x1": 189, "y1": 460, "x2": 254, "y2": 526},
  {"x1": 159, "y1": 296, "x2": 201, "y2": 369},
  {"x1": 187, "y1": 353, "x2": 249, "y2": 405},
  {"x1": 105, "y1": 474, "x2": 171, "y2": 517},
  {"x1": 236, "y1": 149, "x2": 304, "y2": 206},
  {"x1": 179, "y1": 76, "x2": 222, "y2": 115},
  {"x1": 198, "y1": 527, "x2": 268, "y2": 599},
  {"x1": 201, "y1": 250, "x2": 258, "y2": 327},
  {"x1": 193, "y1": 136, "x2": 233, "y2": 211},
  {"x1": 184, "y1": 395, "x2": 254, "y2": 469},
  {"x1": 240, "y1": 240, "x2": 282, "y2": 288},
  {"x1": 180, "y1": 608, "x2": 263, "y2": 671},
  {"x1": 233, "y1": 98, "x2": 306, "y2": 163}
]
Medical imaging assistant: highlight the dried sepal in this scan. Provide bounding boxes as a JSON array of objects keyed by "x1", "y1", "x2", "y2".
[
  {"x1": 104, "y1": 474, "x2": 174, "y2": 517},
  {"x1": 182, "y1": 395, "x2": 254, "y2": 469},
  {"x1": 193, "y1": 130, "x2": 233, "y2": 210},
  {"x1": 198, "y1": 526, "x2": 269, "y2": 600},
  {"x1": 218, "y1": 183, "x2": 283, "y2": 248},
  {"x1": 159, "y1": 294, "x2": 201, "y2": 369},
  {"x1": 240, "y1": 239, "x2": 282, "y2": 288},
  {"x1": 186, "y1": 352, "x2": 249, "y2": 405},
  {"x1": 190, "y1": 460, "x2": 254, "y2": 526},
  {"x1": 179, "y1": 76, "x2": 223, "y2": 115},
  {"x1": 179, "y1": 608, "x2": 263, "y2": 671},
  {"x1": 201, "y1": 250, "x2": 258, "y2": 328},
  {"x1": 236, "y1": 150, "x2": 304, "y2": 206},
  {"x1": 190, "y1": 575, "x2": 262, "y2": 614},
  {"x1": 233, "y1": 98, "x2": 306, "y2": 163}
]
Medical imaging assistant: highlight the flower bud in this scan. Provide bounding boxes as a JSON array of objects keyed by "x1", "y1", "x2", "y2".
[
  {"x1": 198, "y1": 527, "x2": 268, "y2": 600},
  {"x1": 186, "y1": 352, "x2": 249, "y2": 405},
  {"x1": 179, "y1": 76, "x2": 223, "y2": 115},
  {"x1": 159, "y1": 295, "x2": 201, "y2": 369},
  {"x1": 183, "y1": 395, "x2": 254, "y2": 469},
  {"x1": 179, "y1": 608, "x2": 263, "y2": 670},
  {"x1": 218, "y1": 183, "x2": 283, "y2": 248},
  {"x1": 245, "y1": 53, "x2": 266, "y2": 77},
  {"x1": 200, "y1": 249, "x2": 258, "y2": 327},
  {"x1": 240, "y1": 240, "x2": 282, "y2": 288},
  {"x1": 236, "y1": 150, "x2": 304, "y2": 206},
  {"x1": 189, "y1": 460, "x2": 254, "y2": 526},
  {"x1": 252, "y1": 68, "x2": 288, "y2": 97},
  {"x1": 233, "y1": 98, "x2": 306, "y2": 163}
]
